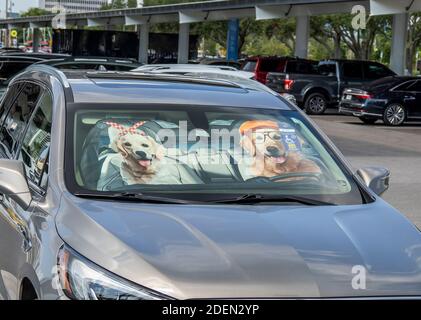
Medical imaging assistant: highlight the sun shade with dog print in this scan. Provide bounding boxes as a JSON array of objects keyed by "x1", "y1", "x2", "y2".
[{"x1": 65, "y1": 105, "x2": 366, "y2": 205}]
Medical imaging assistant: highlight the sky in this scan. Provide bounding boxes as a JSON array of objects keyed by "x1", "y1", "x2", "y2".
[{"x1": 0, "y1": 0, "x2": 41, "y2": 17}]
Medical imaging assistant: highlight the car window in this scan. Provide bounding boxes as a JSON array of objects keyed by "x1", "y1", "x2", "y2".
[
  {"x1": 259, "y1": 59, "x2": 285, "y2": 72},
  {"x1": 66, "y1": 105, "x2": 366, "y2": 205},
  {"x1": 0, "y1": 61, "x2": 34, "y2": 82},
  {"x1": 286, "y1": 61, "x2": 318, "y2": 74},
  {"x1": 242, "y1": 60, "x2": 257, "y2": 72},
  {"x1": 364, "y1": 63, "x2": 395, "y2": 80},
  {"x1": 393, "y1": 80, "x2": 417, "y2": 91},
  {"x1": 0, "y1": 82, "x2": 42, "y2": 157},
  {"x1": 342, "y1": 62, "x2": 363, "y2": 79},
  {"x1": 408, "y1": 80, "x2": 421, "y2": 93},
  {"x1": 18, "y1": 91, "x2": 52, "y2": 189},
  {"x1": 318, "y1": 64, "x2": 336, "y2": 76},
  {"x1": 0, "y1": 82, "x2": 24, "y2": 124}
]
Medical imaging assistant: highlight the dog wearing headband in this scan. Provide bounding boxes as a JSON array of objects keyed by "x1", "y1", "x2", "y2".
[
  {"x1": 107, "y1": 121, "x2": 165, "y2": 185},
  {"x1": 239, "y1": 120, "x2": 320, "y2": 179}
]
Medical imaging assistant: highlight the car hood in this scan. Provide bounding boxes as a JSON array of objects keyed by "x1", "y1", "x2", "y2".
[{"x1": 56, "y1": 193, "x2": 421, "y2": 299}]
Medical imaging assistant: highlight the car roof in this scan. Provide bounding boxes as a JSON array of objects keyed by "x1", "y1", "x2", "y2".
[
  {"x1": 135, "y1": 64, "x2": 238, "y2": 72},
  {"x1": 1, "y1": 52, "x2": 70, "y2": 60},
  {"x1": 59, "y1": 70, "x2": 292, "y2": 110}
]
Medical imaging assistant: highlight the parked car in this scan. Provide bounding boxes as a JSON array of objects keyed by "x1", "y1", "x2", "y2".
[
  {"x1": 1, "y1": 65, "x2": 421, "y2": 300},
  {"x1": 35, "y1": 56, "x2": 142, "y2": 71},
  {"x1": 134, "y1": 65, "x2": 297, "y2": 104},
  {"x1": 199, "y1": 58, "x2": 242, "y2": 69},
  {"x1": 266, "y1": 59, "x2": 396, "y2": 115},
  {"x1": 241, "y1": 56, "x2": 318, "y2": 84},
  {"x1": 0, "y1": 55, "x2": 47, "y2": 98},
  {"x1": 339, "y1": 76, "x2": 421, "y2": 126}
]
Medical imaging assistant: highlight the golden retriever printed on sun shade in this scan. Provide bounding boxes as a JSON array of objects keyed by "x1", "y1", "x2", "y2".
[
  {"x1": 239, "y1": 120, "x2": 321, "y2": 179},
  {"x1": 107, "y1": 121, "x2": 166, "y2": 185}
]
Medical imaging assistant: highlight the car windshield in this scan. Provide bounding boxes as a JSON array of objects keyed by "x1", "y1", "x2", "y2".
[{"x1": 66, "y1": 105, "x2": 365, "y2": 205}]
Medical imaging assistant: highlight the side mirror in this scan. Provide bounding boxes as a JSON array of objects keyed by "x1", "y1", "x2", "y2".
[
  {"x1": 356, "y1": 166, "x2": 390, "y2": 196},
  {"x1": 0, "y1": 159, "x2": 32, "y2": 210}
]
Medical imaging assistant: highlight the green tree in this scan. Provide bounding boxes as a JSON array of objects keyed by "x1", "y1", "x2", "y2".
[{"x1": 21, "y1": 8, "x2": 51, "y2": 17}]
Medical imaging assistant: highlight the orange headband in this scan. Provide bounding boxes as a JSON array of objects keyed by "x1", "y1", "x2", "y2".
[{"x1": 239, "y1": 120, "x2": 279, "y2": 135}]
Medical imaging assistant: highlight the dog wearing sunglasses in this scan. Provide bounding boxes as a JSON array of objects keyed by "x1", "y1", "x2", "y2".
[{"x1": 239, "y1": 120, "x2": 321, "y2": 179}]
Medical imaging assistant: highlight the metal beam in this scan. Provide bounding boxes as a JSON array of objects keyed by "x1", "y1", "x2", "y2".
[
  {"x1": 0, "y1": 0, "x2": 370, "y2": 28},
  {"x1": 256, "y1": 1, "x2": 370, "y2": 20}
]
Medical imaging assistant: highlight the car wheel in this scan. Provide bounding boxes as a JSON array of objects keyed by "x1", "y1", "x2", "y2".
[
  {"x1": 359, "y1": 116, "x2": 378, "y2": 124},
  {"x1": 305, "y1": 93, "x2": 328, "y2": 115},
  {"x1": 383, "y1": 104, "x2": 406, "y2": 126}
]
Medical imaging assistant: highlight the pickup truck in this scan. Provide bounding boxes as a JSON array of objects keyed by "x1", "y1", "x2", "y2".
[{"x1": 266, "y1": 59, "x2": 396, "y2": 114}]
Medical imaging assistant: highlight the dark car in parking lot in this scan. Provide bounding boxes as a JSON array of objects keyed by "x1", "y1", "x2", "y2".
[
  {"x1": 266, "y1": 60, "x2": 396, "y2": 115},
  {"x1": 339, "y1": 76, "x2": 421, "y2": 126},
  {"x1": 35, "y1": 56, "x2": 142, "y2": 71}
]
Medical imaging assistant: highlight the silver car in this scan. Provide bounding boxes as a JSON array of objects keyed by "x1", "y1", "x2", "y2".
[{"x1": 0, "y1": 65, "x2": 421, "y2": 300}]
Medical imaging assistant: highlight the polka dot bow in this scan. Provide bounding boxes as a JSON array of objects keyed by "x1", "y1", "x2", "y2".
[{"x1": 105, "y1": 121, "x2": 146, "y2": 136}]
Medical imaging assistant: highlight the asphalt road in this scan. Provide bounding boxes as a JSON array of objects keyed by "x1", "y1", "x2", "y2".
[{"x1": 311, "y1": 111, "x2": 421, "y2": 229}]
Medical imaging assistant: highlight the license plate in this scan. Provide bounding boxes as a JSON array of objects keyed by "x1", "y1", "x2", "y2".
[{"x1": 345, "y1": 94, "x2": 352, "y2": 100}]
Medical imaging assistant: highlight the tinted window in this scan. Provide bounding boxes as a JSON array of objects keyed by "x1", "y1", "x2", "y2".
[
  {"x1": 364, "y1": 63, "x2": 395, "y2": 80},
  {"x1": 342, "y1": 62, "x2": 363, "y2": 79},
  {"x1": 394, "y1": 81, "x2": 417, "y2": 92},
  {"x1": 0, "y1": 61, "x2": 34, "y2": 82},
  {"x1": 0, "y1": 83, "x2": 42, "y2": 156},
  {"x1": 18, "y1": 92, "x2": 52, "y2": 189},
  {"x1": 318, "y1": 64, "x2": 336, "y2": 76},
  {"x1": 259, "y1": 59, "x2": 285, "y2": 72},
  {"x1": 408, "y1": 81, "x2": 421, "y2": 92},
  {"x1": 286, "y1": 61, "x2": 318, "y2": 74},
  {"x1": 0, "y1": 82, "x2": 24, "y2": 124}
]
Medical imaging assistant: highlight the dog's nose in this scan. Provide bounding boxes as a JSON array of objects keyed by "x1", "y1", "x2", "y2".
[
  {"x1": 266, "y1": 146, "x2": 282, "y2": 156},
  {"x1": 135, "y1": 151, "x2": 148, "y2": 159}
]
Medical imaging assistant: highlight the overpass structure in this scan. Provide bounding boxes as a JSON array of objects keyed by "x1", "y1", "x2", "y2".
[{"x1": 0, "y1": 0, "x2": 418, "y2": 74}]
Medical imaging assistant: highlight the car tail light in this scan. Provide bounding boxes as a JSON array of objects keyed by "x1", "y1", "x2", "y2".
[
  {"x1": 355, "y1": 93, "x2": 372, "y2": 100},
  {"x1": 284, "y1": 79, "x2": 294, "y2": 91}
]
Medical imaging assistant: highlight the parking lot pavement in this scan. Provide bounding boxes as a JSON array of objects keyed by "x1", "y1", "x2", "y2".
[{"x1": 311, "y1": 111, "x2": 421, "y2": 229}]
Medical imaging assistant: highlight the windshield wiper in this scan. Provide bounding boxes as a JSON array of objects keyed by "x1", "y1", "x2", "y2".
[
  {"x1": 74, "y1": 192, "x2": 198, "y2": 205},
  {"x1": 212, "y1": 194, "x2": 336, "y2": 206}
]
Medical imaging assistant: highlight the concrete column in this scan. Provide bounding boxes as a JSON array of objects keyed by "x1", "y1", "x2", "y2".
[
  {"x1": 138, "y1": 24, "x2": 149, "y2": 64},
  {"x1": 178, "y1": 23, "x2": 190, "y2": 64},
  {"x1": 33, "y1": 28, "x2": 41, "y2": 53},
  {"x1": 390, "y1": 13, "x2": 409, "y2": 75},
  {"x1": 295, "y1": 16, "x2": 310, "y2": 58}
]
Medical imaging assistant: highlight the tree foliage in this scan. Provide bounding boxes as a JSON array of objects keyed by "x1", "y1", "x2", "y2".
[{"x1": 21, "y1": 8, "x2": 51, "y2": 17}]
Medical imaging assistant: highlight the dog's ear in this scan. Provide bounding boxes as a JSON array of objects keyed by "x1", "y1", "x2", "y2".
[
  {"x1": 108, "y1": 126, "x2": 121, "y2": 152},
  {"x1": 240, "y1": 135, "x2": 256, "y2": 157}
]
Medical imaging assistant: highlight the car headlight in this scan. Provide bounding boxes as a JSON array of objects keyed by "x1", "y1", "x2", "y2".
[{"x1": 57, "y1": 245, "x2": 172, "y2": 300}]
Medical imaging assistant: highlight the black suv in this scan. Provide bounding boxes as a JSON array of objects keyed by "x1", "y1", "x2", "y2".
[{"x1": 266, "y1": 59, "x2": 396, "y2": 115}]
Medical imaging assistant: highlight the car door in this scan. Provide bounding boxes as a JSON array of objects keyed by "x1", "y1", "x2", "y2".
[
  {"x1": 339, "y1": 61, "x2": 364, "y2": 94},
  {"x1": 401, "y1": 80, "x2": 421, "y2": 119},
  {"x1": 0, "y1": 82, "x2": 44, "y2": 300}
]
